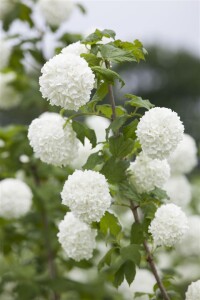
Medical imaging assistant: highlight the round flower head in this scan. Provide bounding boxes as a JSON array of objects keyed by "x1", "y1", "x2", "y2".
[
  {"x1": 129, "y1": 152, "x2": 170, "y2": 193},
  {"x1": 61, "y1": 41, "x2": 89, "y2": 57},
  {"x1": 39, "y1": 53, "x2": 95, "y2": 111},
  {"x1": 0, "y1": 178, "x2": 32, "y2": 219},
  {"x1": 57, "y1": 212, "x2": 97, "y2": 261},
  {"x1": 0, "y1": 72, "x2": 21, "y2": 110},
  {"x1": 185, "y1": 280, "x2": 200, "y2": 300},
  {"x1": 61, "y1": 170, "x2": 112, "y2": 223},
  {"x1": 164, "y1": 175, "x2": 192, "y2": 208},
  {"x1": 28, "y1": 112, "x2": 78, "y2": 166},
  {"x1": 136, "y1": 107, "x2": 184, "y2": 159},
  {"x1": 149, "y1": 203, "x2": 188, "y2": 247},
  {"x1": 38, "y1": 0, "x2": 74, "y2": 26},
  {"x1": 177, "y1": 215, "x2": 200, "y2": 256},
  {"x1": 0, "y1": 38, "x2": 11, "y2": 70},
  {"x1": 168, "y1": 134, "x2": 198, "y2": 174},
  {"x1": 85, "y1": 116, "x2": 111, "y2": 143}
]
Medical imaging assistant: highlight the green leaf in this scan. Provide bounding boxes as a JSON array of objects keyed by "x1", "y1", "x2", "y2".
[
  {"x1": 131, "y1": 223, "x2": 144, "y2": 244},
  {"x1": 109, "y1": 135, "x2": 134, "y2": 158},
  {"x1": 113, "y1": 264, "x2": 125, "y2": 288},
  {"x1": 92, "y1": 66, "x2": 125, "y2": 87},
  {"x1": 92, "y1": 82, "x2": 108, "y2": 102},
  {"x1": 123, "y1": 119, "x2": 139, "y2": 140},
  {"x1": 83, "y1": 151, "x2": 104, "y2": 170},
  {"x1": 150, "y1": 187, "x2": 170, "y2": 201},
  {"x1": 106, "y1": 115, "x2": 128, "y2": 138},
  {"x1": 98, "y1": 247, "x2": 116, "y2": 270},
  {"x1": 120, "y1": 244, "x2": 141, "y2": 266},
  {"x1": 101, "y1": 157, "x2": 129, "y2": 184},
  {"x1": 72, "y1": 120, "x2": 96, "y2": 147},
  {"x1": 101, "y1": 29, "x2": 116, "y2": 39},
  {"x1": 118, "y1": 181, "x2": 141, "y2": 202},
  {"x1": 124, "y1": 260, "x2": 136, "y2": 286},
  {"x1": 82, "y1": 29, "x2": 116, "y2": 45},
  {"x1": 76, "y1": 3, "x2": 87, "y2": 14},
  {"x1": 114, "y1": 39, "x2": 147, "y2": 62},
  {"x1": 100, "y1": 211, "x2": 122, "y2": 237},
  {"x1": 125, "y1": 94, "x2": 154, "y2": 110},
  {"x1": 80, "y1": 53, "x2": 102, "y2": 67},
  {"x1": 99, "y1": 44, "x2": 136, "y2": 63}
]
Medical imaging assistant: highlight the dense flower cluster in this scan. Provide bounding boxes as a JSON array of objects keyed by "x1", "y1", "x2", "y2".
[
  {"x1": 85, "y1": 116, "x2": 111, "y2": 143},
  {"x1": 168, "y1": 134, "x2": 198, "y2": 174},
  {"x1": 0, "y1": 38, "x2": 11, "y2": 70},
  {"x1": 39, "y1": 53, "x2": 95, "y2": 111},
  {"x1": 61, "y1": 41, "x2": 89, "y2": 56},
  {"x1": 185, "y1": 280, "x2": 200, "y2": 300},
  {"x1": 28, "y1": 112, "x2": 78, "y2": 166},
  {"x1": 129, "y1": 152, "x2": 170, "y2": 193},
  {"x1": 61, "y1": 170, "x2": 112, "y2": 223},
  {"x1": 57, "y1": 212, "x2": 97, "y2": 261},
  {"x1": 149, "y1": 204, "x2": 188, "y2": 247},
  {"x1": 164, "y1": 175, "x2": 192, "y2": 208},
  {"x1": 0, "y1": 178, "x2": 32, "y2": 219},
  {"x1": 136, "y1": 107, "x2": 184, "y2": 159},
  {"x1": 38, "y1": 0, "x2": 74, "y2": 26},
  {"x1": 177, "y1": 216, "x2": 200, "y2": 256},
  {"x1": 0, "y1": 72, "x2": 21, "y2": 109}
]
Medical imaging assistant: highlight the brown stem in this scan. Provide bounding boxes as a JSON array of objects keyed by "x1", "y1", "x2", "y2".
[
  {"x1": 130, "y1": 202, "x2": 170, "y2": 300},
  {"x1": 31, "y1": 165, "x2": 60, "y2": 300},
  {"x1": 105, "y1": 60, "x2": 116, "y2": 121}
]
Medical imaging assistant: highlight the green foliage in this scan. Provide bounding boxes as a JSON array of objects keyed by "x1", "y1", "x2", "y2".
[
  {"x1": 120, "y1": 244, "x2": 141, "y2": 266},
  {"x1": 92, "y1": 66, "x2": 125, "y2": 87},
  {"x1": 82, "y1": 29, "x2": 116, "y2": 44},
  {"x1": 109, "y1": 135, "x2": 135, "y2": 158},
  {"x1": 125, "y1": 94, "x2": 154, "y2": 110},
  {"x1": 83, "y1": 151, "x2": 104, "y2": 170},
  {"x1": 100, "y1": 212, "x2": 122, "y2": 238},
  {"x1": 101, "y1": 157, "x2": 129, "y2": 184},
  {"x1": 99, "y1": 44, "x2": 137, "y2": 63},
  {"x1": 72, "y1": 120, "x2": 96, "y2": 147}
]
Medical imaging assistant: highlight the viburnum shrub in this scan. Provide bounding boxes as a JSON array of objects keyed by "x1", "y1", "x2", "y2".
[{"x1": 27, "y1": 28, "x2": 193, "y2": 300}]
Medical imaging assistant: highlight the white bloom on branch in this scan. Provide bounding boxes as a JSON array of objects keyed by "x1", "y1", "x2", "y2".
[
  {"x1": 0, "y1": 38, "x2": 11, "y2": 70},
  {"x1": 0, "y1": 178, "x2": 32, "y2": 219},
  {"x1": 39, "y1": 53, "x2": 95, "y2": 111},
  {"x1": 38, "y1": 0, "x2": 74, "y2": 26},
  {"x1": 185, "y1": 280, "x2": 200, "y2": 300},
  {"x1": 28, "y1": 112, "x2": 78, "y2": 166},
  {"x1": 136, "y1": 107, "x2": 184, "y2": 159},
  {"x1": 0, "y1": 72, "x2": 21, "y2": 110},
  {"x1": 149, "y1": 203, "x2": 188, "y2": 247},
  {"x1": 177, "y1": 215, "x2": 200, "y2": 256},
  {"x1": 61, "y1": 170, "x2": 112, "y2": 223},
  {"x1": 129, "y1": 152, "x2": 170, "y2": 193},
  {"x1": 164, "y1": 175, "x2": 192, "y2": 208},
  {"x1": 168, "y1": 134, "x2": 198, "y2": 174},
  {"x1": 57, "y1": 212, "x2": 97, "y2": 261},
  {"x1": 61, "y1": 41, "x2": 89, "y2": 57}
]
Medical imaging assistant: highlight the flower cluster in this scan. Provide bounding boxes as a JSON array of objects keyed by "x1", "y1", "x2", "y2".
[
  {"x1": 61, "y1": 170, "x2": 112, "y2": 223},
  {"x1": 168, "y1": 133, "x2": 198, "y2": 174},
  {"x1": 57, "y1": 212, "x2": 97, "y2": 261},
  {"x1": 39, "y1": 52, "x2": 95, "y2": 111},
  {"x1": 28, "y1": 112, "x2": 78, "y2": 166},
  {"x1": 136, "y1": 107, "x2": 184, "y2": 160},
  {"x1": 0, "y1": 178, "x2": 32, "y2": 219},
  {"x1": 38, "y1": 0, "x2": 74, "y2": 26},
  {"x1": 185, "y1": 280, "x2": 200, "y2": 300},
  {"x1": 129, "y1": 152, "x2": 170, "y2": 193},
  {"x1": 61, "y1": 41, "x2": 89, "y2": 56},
  {"x1": 164, "y1": 175, "x2": 192, "y2": 208},
  {"x1": 0, "y1": 72, "x2": 21, "y2": 110},
  {"x1": 149, "y1": 203, "x2": 188, "y2": 247}
]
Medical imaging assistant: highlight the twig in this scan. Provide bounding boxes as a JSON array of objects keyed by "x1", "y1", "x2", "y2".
[{"x1": 105, "y1": 60, "x2": 117, "y2": 121}]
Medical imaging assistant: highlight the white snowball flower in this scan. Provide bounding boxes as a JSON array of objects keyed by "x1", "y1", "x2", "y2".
[
  {"x1": 0, "y1": 72, "x2": 21, "y2": 110},
  {"x1": 177, "y1": 215, "x2": 200, "y2": 256},
  {"x1": 185, "y1": 280, "x2": 200, "y2": 300},
  {"x1": 85, "y1": 116, "x2": 111, "y2": 143},
  {"x1": 0, "y1": 0, "x2": 14, "y2": 19},
  {"x1": 0, "y1": 38, "x2": 11, "y2": 70},
  {"x1": 164, "y1": 175, "x2": 192, "y2": 208},
  {"x1": 136, "y1": 107, "x2": 184, "y2": 159},
  {"x1": 39, "y1": 53, "x2": 95, "y2": 111},
  {"x1": 28, "y1": 112, "x2": 78, "y2": 166},
  {"x1": 129, "y1": 152, "x2": 170, "y2": 193},
  {"x1": 61, "y1": 41, "x2": 89, "y2": 57},
  {"x1": 38, "y1": 0, "x2": 74, "y2": 26},
  {"x1": 0, "y1": 178, "x2": 32, "y2": 219},
  {"x1": 168, "y1": 134, "x2": 198, "y2": 174},
  {"x1": 149, "y1": 203, "x2": 188, "y2": 247},
  {"x1": 57, "y1": 212, "x2": 97, "y2": 261},
  {"x1": 61, "y1": 170, "x2": 112, "y2": 223}
]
